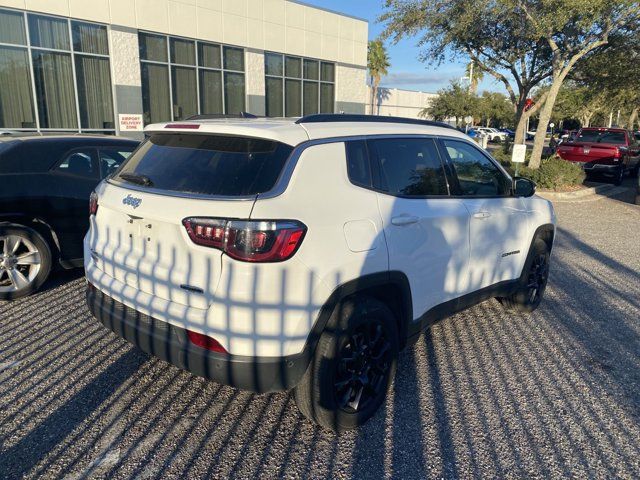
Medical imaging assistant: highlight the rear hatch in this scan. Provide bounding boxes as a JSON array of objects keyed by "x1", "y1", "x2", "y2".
[
  {"x1": 557, "y1": 129, "x2": 626, "y2": 165},
  {"x1": 89, "y1": 132, "x2": 294, "y2": 309}
]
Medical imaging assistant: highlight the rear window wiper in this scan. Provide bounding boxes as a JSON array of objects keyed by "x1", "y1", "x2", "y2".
[{"x1": 119, "y1": 172, "x2": 153, "y2": 187}]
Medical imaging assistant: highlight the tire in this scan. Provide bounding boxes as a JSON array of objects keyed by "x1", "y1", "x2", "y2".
[
  {"x1": 499, "y1": 238, "x2": 550, "y2": 313},
  {"x1": 294, "y1": 296, "x2": 399, "y2": 432},
  {"x1": 0, "y1": 224, "x2": 52, "y2": 301},
  {"x1": 613, "y1": 165, "x2": 625, "y2": 186}
]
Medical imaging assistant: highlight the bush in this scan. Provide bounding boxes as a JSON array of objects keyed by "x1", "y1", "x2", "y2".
[
  {"x1": 491, "y1": 150, "x2": 585, "y2": 190},
  {"x1": 523, "y1": 157, "x2": 585, "y2": 190}
]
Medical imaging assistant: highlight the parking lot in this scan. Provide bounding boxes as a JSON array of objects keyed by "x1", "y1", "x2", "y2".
[{"x1": 1, "y1": 187, "x2": 639, "y2": 479}]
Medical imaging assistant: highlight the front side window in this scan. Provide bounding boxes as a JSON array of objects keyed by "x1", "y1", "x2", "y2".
[
  {"x1": 367, "y1": 138, "x2": 449, "y2": 196},
  {"x1": 139, "y1": 33, "x2": 246, "y2": 123},
  {"x1": 265, "y1": 52, "x2": 334, "y2": 117},
  {"x1": 441, "y1": 139, "x2": 511, "y2": 196}
]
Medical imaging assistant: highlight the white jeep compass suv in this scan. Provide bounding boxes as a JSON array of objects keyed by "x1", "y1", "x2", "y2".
[{"x1": 85, "y1": 114, "x2": 555, "y2": 431}]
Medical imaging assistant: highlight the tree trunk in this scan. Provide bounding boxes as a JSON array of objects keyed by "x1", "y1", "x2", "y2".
[
  {"x1": 628, "y1": 107, "x2": 638, "y2": 131},
  {"x1": 369, "y1": 76, "x2": 374, "y2": 114},
  {"x1": 529, "y1": 80, "x2": 563, "y2": 169},
  {"x1": 373, "y1": 82, "x2": 379, "y2": 115},
  {"x1": 514, "y1": 113, "x2": 528, "y2": 145},
  {"x1": 513, "y1": 100, "x2": 527, "y2": 145}
]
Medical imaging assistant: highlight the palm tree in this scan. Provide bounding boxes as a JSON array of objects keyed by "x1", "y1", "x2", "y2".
[
  {"x1": 465, "y1": 60, "x2": 484, "y2": 94},
  {"x1": 368, "y1": 40, "x2": 390, "y2": 115}
]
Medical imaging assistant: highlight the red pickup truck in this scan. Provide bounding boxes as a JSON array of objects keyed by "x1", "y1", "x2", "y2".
[{"x1": 556, "y1": 127, "x2": 640, "y2": 185}]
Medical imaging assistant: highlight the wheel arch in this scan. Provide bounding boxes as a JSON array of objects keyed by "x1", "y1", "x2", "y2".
[
  {"x1": 519, "y1": 223, "x2": 555, "y2": 284},
  {"x1": 304, "y1": 271, "x2": 414, "y2": 357},
  {"x1": 0, "y1": 214, "x2": 61, "y2": 265}
]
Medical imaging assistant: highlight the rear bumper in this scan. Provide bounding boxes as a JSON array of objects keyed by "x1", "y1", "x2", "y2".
[
  {"x1": 86, "y1": 283, "x2": 310, "y2": 392},
  {"x1": 581, "y1": 163, "x2": 619, "y2": 172},
  {"x1": 560, "y1": 158, "x2": 620, "y2": 173}
]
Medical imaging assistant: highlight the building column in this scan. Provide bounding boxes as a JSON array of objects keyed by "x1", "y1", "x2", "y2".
[
  {"x1": 245, "y1": 49, "x2": 265, "y2": 116},
  {"x1": 335, "y1": 65, "x2": 367, "y2": 114},
  {"x1": 109, "y1": 26, "x2": 144, "y2": 139}
]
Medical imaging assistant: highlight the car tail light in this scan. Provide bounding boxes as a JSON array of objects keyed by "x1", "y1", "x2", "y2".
[
  {"x1": 187, "y1": 330, "x2": 227, "y2": 354},
  {"x1": 613, "y1": 147, "x2": 621, "y2": 160},
  {"x1": 182, "y1": 217, "x2": 306, "y2": 262},
  {"x1": 89, "y1": 191, "x2": 99, "y2": 215}
]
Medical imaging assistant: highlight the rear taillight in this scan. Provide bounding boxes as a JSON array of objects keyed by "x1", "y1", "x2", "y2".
[
  {"x1": 89, "y1": 191, "x2": 98, "y2": 215},
  {"x1": 182, "y1": 217, "x2": 306, "y2": 262},
  {"x1": 187, "y1": 330, "x2": 227, "y2": 354},
  {"x1": 613, "y1": 147, "x2": 621, "y2": 160}
]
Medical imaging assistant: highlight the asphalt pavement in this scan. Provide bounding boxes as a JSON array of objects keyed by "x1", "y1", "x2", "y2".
[{"x1": 1, "y1": 190, "x2": 639, "y2": 479}]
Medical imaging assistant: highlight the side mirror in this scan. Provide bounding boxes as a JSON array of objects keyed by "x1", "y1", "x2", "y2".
[{"x1": 514, "y1": 177, "x2": 536, "y2": 197}]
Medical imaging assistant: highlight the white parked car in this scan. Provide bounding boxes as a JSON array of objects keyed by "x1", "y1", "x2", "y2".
[
  {"x1": 476, "y1": 127, "x2": 508, "y2": 142},
  {"x1": 85, "y1": 114, "x2": 556, "y2": 431}
]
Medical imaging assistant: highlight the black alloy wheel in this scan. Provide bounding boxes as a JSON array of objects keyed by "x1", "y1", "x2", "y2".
[
  {"x1": 525, "y1": 252, "x2": 549, "y2": 305},
  {"x1": 334, "y1": 322, "x2": 392, "y2": 413}
]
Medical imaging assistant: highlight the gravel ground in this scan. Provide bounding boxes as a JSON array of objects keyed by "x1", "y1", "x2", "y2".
[{"x1": 1, "y1": 191, "x2": 639, "y2": 479}]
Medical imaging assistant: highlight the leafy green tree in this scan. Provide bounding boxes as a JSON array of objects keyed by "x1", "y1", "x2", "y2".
[
  {"x1": 381, "y1": 0, "x2": 554, "y2": 145},
  {"x1": 478, "y1": 92, "x2": 513, "y2": 127},
  {"x1": 572, "y1": 30, "x2": 640, "y2": 129},
  {"x1": 523, "y1": 1, "x2": 640, "y2": 167},
  {"x1": 550, "y1": 84, "x2": 607, "y2": 128},
  {"x1": 381, "y1": 0, "x2": 640, "y2": 168},
  {"x1": 367, "y1": 39, "x2": 391, "y2": 115},
  {"x1": 421, "y1": 81, "x2": 478, "y2": 127}
]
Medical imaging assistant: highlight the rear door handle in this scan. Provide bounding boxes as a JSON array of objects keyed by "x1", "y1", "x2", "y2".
[
  {"x1": 391, "y1": 215, "x2": 419, "y2": 226},
  {"x1": 472, "y1": 211, "x2": 492, "y2": 219}
]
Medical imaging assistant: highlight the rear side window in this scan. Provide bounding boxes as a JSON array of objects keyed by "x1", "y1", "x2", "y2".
[
  {"x1": 345, "y1": 140, "x2": 372, "y2": 188},
  {"x1": 367, "y1": 138, "x2": 448, "y2": 196},
  {"x1": 55, "y1": 148, "x2": 97, "y2": 178},
  {"x1": 117, "y1": 134, "x2": 293, "y2": 196}
]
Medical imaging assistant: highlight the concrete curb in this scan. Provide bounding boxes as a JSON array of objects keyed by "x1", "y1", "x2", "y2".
[{"x1": 536, "y1": 183, "x2": 630, "y2": 202}]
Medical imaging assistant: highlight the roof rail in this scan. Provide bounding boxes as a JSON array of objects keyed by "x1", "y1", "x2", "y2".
[
  {"x1": 186, "y1": 112, "x2": 259, "y2": 120},
  {"x1": 295, "y1": 113, "x2": 456, "y2": 129}
]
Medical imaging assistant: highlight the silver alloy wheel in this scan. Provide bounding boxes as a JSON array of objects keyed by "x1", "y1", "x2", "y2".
[{"x1": 0, "y1": 235, "x2": 41, "y2": 293}]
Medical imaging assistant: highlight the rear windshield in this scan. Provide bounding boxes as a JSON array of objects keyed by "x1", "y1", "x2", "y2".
[
  {"x1": 576, "y1": 130, "x2": 626, "y2": 144},
  {"x1": 116, "y1": 134, "x2": 293, "y2": 196}
]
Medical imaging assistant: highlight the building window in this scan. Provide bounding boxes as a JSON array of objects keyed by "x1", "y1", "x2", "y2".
[
  {"x1": 139, "y1": 32, "x2": 246, "y2": 124},
  {"x1": 0, "y1": 8, "x2": 114, "y2": 133},
  {"x1": 264, "y1": 52, "x2": 334, "y2": 117}
]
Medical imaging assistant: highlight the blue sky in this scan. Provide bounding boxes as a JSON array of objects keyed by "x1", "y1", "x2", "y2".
[{"x1": 301, "y1": 0, "x2": 501, "y2": 94}]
